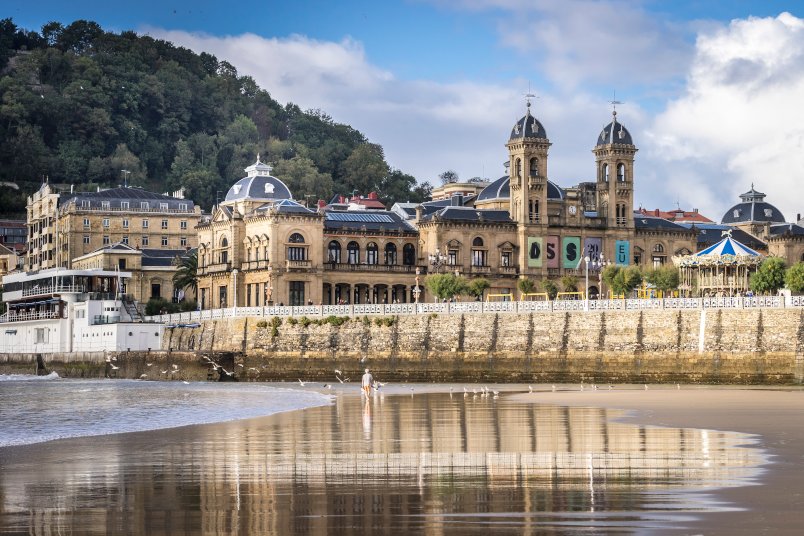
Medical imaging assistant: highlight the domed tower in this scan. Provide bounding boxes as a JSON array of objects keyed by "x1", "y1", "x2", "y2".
[
  {"x1": 507, "y1": 99, "x2": 550, "y2": 226},
  {"x1": 506, "y1": 99, "x2": 551, "y2": 271},
  {"x1": 593, "y1": 107, "x2": 637, "y2": 229}
]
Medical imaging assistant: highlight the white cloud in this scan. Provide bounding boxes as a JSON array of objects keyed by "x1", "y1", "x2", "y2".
[{"x1": 647, "y1": 12, "x2": 804, "y2": 223}]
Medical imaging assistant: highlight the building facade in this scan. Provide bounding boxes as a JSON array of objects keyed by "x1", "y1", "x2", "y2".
[
  {"x1": 26, "y1": 184, "x2": 201, "y2": 272},
  {"x1": 197, "y1": 103, "x2": 698, "y2": 308}
]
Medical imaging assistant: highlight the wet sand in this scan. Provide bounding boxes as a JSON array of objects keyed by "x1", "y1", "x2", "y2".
[
  {"x1": 0, "y1": 384, "x2": 801, "y2": 534},
  {"x1": 514, "y1": 386, "x2": 804, "y2": 534}
]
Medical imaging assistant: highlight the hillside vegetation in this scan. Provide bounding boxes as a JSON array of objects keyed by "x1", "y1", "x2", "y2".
[{"x1": 0, "y1": 19, "x2": 431, "y2": 216}]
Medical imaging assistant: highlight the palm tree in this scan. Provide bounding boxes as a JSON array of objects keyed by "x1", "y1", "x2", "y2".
[{"x1": 173, "y1": 249, "x2": 198, "y2": 297}]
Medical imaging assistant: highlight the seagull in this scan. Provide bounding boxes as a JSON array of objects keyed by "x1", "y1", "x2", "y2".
[
  {"x1": 182, "y1": 381, "x2": 189, "y2": 385},
  {"x1": 334, "y1": 369, "x2": 342, "y2": 375},
  {"x1": 237, "y1": 363, "x2": 244, "y2": 368},
  {"x1": 492, "y1": 390, "x2": 500, "y2": 397},
  {"x1": 528, "y1": 385, "x2": 533, "y2": 393},
  {"x1": 644, "y1": 384, "x2": 649, "y2": 390},
  {"x1": 161, "y1": 370, "x2": 168, "y2": 374},
  {"x1": 139, "y1": 374, "x2": 147, "y2": 379},
  {"x1": 676, "y1": 384, "x2": 680, "y2": 390},
  {"x1": 608, "y1": 385, "x2": 613, "y2": 390},
  {"x1": 298, "y1": 379, "x2": 307, "y2": 387},
  {"x1": 409, "y1": 387, "x2": 415, "y2": 397},
  {"x1": 323, "y1": 384, "x2": 332, "y2": 389},
  {"x1": 111, "y1": 356, "x2": 117, "y2": 362},
  {"x1": 110, "y1": 364, "x2": 119, "y2": 370},
  {"x1": 146, "y1": 362, "x2": 153, "y2": 367},
  {"x1": 172, "y1": 364, "x2": 179, "y2": 369},
  {"x1": 449, "y1": 387, "x2": 454, "y2": 397},
  {"x1": 336, "y1": 375, "x2": 345, "y2": 384},
  {"x1": 248, "y1": 367, "x2": 259, "y2": 372},
  {"x1": 552, "y1": 384, "x2": 556, "y2": 392},
  {"x1": 220, "y1": 367, "x2": 233, "y2": 377}
]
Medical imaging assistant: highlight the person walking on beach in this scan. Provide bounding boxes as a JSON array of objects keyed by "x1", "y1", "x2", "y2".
[{"x1": 361, "y1": 368, "x2": 373, "y2": 397}]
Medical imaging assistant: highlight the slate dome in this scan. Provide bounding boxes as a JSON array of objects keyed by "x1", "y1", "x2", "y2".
[
  {"x1": 509, "y1": 102, "x2": 547, "y2": 141},
  {"x1": 476, "y1": 175, "x2": 564, "y2": 202},
  {"x1": 721, "y1": 186, "x2": 785, "y2": 225},
  {"x1": 223, "y1": 157, "x2": 293, "y2": 203},
  {"x1": 596, "y1": 113, "x2": 634, "y2": 146}
]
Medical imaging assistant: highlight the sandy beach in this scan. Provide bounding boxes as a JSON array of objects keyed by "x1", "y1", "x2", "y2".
[
  {"x1": 514, "y1": 386, "x2": 804, "y2": 534},
  {"x1": 1, "y1": 383, "x2": 802, "y2": 534}
]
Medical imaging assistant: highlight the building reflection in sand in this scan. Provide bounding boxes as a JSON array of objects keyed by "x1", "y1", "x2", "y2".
[{"x1": 1, "y1": 391, "x2": 763, "y2": 535}]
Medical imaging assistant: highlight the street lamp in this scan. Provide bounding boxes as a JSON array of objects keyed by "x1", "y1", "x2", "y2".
[
  {"x1": 120, "y1": 169, "x2": 131, "y2": 187},
  {"x1": 266, "y1": 264, "x2": 273, "y2": 305},
  {"x1": 413, "y1": 267, "x2": 421, "y2": 304},
  {"x1": 584, "y1": 256, "x2": 591, "y2": 311},
  {"x1": 232, "y1": 268, "x2": 238, "y2": 315},
  {"x1": 428, "y1": 249, "x2": 447, "y2": 273}
]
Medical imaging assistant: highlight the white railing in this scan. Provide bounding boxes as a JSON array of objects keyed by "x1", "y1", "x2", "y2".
[
  {"x1": 145, "y1": 295, "x2": 804, "y2": 323},
  {"x1": 1, "y1": 311, "x2": 60, "y2": 323},
  {"x1": 22, "y1": 285, "x2": 84, "y2": 297}
]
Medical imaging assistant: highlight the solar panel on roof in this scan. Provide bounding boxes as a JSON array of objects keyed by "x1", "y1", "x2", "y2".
[{"x1": 326, "y1": 212, "x2": 394, "y2": 223}]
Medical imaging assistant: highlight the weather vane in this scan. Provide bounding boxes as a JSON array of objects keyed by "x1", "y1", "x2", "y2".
[{"x1": 609, "y1": 90, "x2": 622, "y2": 118}]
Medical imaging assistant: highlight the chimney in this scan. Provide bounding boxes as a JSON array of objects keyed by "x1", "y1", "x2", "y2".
[
  {"x1": 450, "y1": 194, "x2": 463, "y2": 206},
  {"x1": 654, "y1": 209, "x2": 659, "y2": 216},
  {"x1": 317, "y1": 199, "x2": 326, "y2": 209},
  {"x1": 339, "y1": 195, "x2": 346, "y2": 204},
  {"x1": 368, "y1": 192, "x2": 378, "y2": 200}
]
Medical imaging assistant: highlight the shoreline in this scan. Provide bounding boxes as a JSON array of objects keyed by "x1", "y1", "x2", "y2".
[{"x1": 510, "y1": 386, "x2": 804, "y2": 534}]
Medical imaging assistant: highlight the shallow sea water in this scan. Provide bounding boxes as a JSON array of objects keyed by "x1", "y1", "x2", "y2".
[{"x1": 0, "y1": 379, "x2": 764, "y2": 535}]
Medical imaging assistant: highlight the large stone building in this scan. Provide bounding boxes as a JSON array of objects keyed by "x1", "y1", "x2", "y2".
[
  {"x1": 26, "y1": 184, "x2": 201, "y2": 271},
  {"x1": 196, "y1": 102, "x2": 698, "y2": 307}
]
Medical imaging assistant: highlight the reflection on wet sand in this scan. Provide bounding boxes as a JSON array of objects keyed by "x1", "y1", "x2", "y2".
[{"x1": 0, "y1": 390, "x2": 763, "y2": 535}]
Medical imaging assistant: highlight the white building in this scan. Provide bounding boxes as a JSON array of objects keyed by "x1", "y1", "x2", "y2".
[{"x1": 1, "y1": 268, "x2": 163, "y2": 354}]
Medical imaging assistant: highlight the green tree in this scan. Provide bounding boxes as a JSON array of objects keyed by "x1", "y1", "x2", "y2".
[
  {"x1": 750, "y1": 257, "x2": 786, "y2": 295},
  {"x1": 560, "y1": 275, "x2": 579, "y2": 293},
  {"x1": 425, "y1": 273, "x2": 467, "y2": 301},
  {"x1": 342, "y1": 143, "x2": 389, "y2": 195},
  {"x1": 643, "y1": 265, "x2": 679, "y2": 293},
  {"x1": 172, "y1": 250, "x2": 198, "y2": 296},
  {"x1": 466, "y1": 278, "x2": 490, "y2": 300},
  {"x1": 784, "y1": 262, "x2": 804, "y2": 293},
  {"x1": 542, "y1": 280, "x2": 559, "y2": 300},
  {"x1": 517, "y1": 277, "x2": 537, "y2": 296},
  {"x1": 603, "y1": 265, "x2": 643, "y2": 296},
  {"x1": 272, "y1": 155, "x2": 333, "y2": 203}
]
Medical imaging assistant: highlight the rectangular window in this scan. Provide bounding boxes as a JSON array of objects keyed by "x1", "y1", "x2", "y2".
[
  {"x1": 179, "y1": 203, "x2": 188, "y2": 211},
  {"x1": 35, "y1": 328, "x2": 48, "y2": 344},
  {"x1": 122, "y1": 219, "x2": 129, "y2": 228},
  {"x1": 141, "y1": 202, "x2": 149, "y2": 210},
  {"x1": 81, "y1": 200, "x2": 90, "y2": 208},
  {"x1": 288, "y1": 246, "x2": 306, "y2": 261},
  {"x1": 471, "y1": 250, "x2": 487, "y2": 267},
  {"x1": 289, "y1": 281, "x2": 305, "y2": 306},
  {"x1": 160, "y1": 203, "x2": 168, "y2": 211},
  {"x1": 83, "y1": 235, "x2": 90, "y2": 244},
  {"x1": 180, "y1": 220, "x2": 187, "y2": 230},
  {"x1": 142, "y1": 235, "x2": 149, "y2": 246},
  {"x1": 122, "y1": 235, "x2": 129, "y2": 245},
  {"x1": 161, "y1": 236, "x2": 168, "y2": 247},
  {"x1": 118, "y1": 258, "x2": 126, "y2": 269},
  {"x1": 161, "y1": 219, "x2": 168, "y2": 229},
  {"x1": 121, "y1": 201, "x2": 129, "y2": 210},
  {"x1": 501, "y1": 252, "x2": 511, "y2": 267},
  {"x1": 102, "y1": 218, "x2": 110, "y2": 228},
  {"x1": 101, "y1": 201, "x2": 110, "y2": 210},
  {"x1": 103, "y1": 235, "x2": 110, "y2": 245},
  {"x1": 83, "y1": 218, "x2": 90, "y2": 228},
  {"x1": 180, "y1": 236, "x2": 187, "y2": 247},
  {"x1": 142, "y1": 219, "x2": 149, "y2": 228},
  {"x1": 448, "y1": 250, "x2": 458, "y2": 266}
]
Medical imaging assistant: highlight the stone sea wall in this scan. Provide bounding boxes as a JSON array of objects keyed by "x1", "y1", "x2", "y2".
[
  {"x1": 4, "y1": 309, "x2": 802, "y2": 384},
  {"x1": 151, "y1": 308, "x2": 804, "y2": 384}
]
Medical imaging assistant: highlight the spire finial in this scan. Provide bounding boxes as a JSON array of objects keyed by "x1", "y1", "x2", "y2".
[
  {"x1": 256, "y1": 153, "x2": 261, "y2": 164},
  {"x1": 609, "y1": 91, "x2": 622, "y2": 120}
]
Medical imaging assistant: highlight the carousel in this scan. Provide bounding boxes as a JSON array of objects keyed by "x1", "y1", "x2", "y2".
[{"x1": 673, "y1": 231, "x2": 763, "y2": 296}]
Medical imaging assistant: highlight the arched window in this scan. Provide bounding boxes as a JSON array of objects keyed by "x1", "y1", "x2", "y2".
[
  {"x1": 220, "y1": 236, "x2": 228, "y2": 248},
  {"x1": 347, "y1": 241, "x2": 360, "y2": 264},
  {"x1": 289, "y1": 233, "x2": 305, "y2": 243},
  {"x1": 385, "y1": 243, "x2": 397, "y2": 265},
  {"x1": 287, "y1": 233, "x2": 306, "y2": 261},
  {"x1": 602, "y1": 164, "x2": 609, "y2": 182},
  {"x1": 529, "y1": 199, "x2": 540, "y2": 223},
  {"x1": 366, "y1": 242, "x2": 379, "y2": 264},
  {"x1": 617, "y1": 163, "x2": 626, "y2": 182},
  {"x1": 219, "y1": 236, "x2": 229, "y2": 264},
  {"x1": 402, "y1": 243, "x2": 415, "y2": 266},
  {"x1": 471, "y1": 236, "x2": 487, "y2": 266},
  {"x1": 328, "y1": 240, "x2": 342, "y2": 263},
  {"x1": 472, "y1": 237, "x2": 484, "y2": 247},
  {"x1": 529, "y1": 157, "x2": 539, "y2": 177},
  {"x1": 653, "y1": 243, "x2": 664, "y2": 253}
]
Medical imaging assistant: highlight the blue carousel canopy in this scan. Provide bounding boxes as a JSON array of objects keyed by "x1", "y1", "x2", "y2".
[{"x1": 694, "y1": 235, "x2": 760, "y2": 257}]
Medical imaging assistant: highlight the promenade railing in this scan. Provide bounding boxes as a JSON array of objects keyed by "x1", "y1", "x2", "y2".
[{"x1": 147, "y1": 295, "x2": 802, "y2": 324}]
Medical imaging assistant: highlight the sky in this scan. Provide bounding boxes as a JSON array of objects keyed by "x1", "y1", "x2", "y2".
[{"x1": 7, "y1": 0, "x2": 804, "y2": 223}]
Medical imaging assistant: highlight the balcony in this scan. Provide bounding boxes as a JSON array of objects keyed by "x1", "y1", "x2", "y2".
[
  {"x1": 286, "y1": 259, "x2": 312, "y2": 270},
  {"x1": 1, "y1": 311, "x2": 59, "y2": 323},
  {"x1": 199, "y1": 262, "x2": 231, "y2": 275},
  {"x1": 241, "y1": 260, "x2": 270, "y2": 271},
  {"x1": 324, "y1": 262, "x2": 416, "y2": 273},
  {"x1": 22, "y1": 285, "x2": 85, "y2": 297},
  {"x1": 470, "y1": 265, "x2": 492, "y2": 275},
  {"x1": 547, "y1": 268, "x2": 560, "y2": 277},
  {"x1": 499, "y1": 266, "x2": 518, "y2": 276}
]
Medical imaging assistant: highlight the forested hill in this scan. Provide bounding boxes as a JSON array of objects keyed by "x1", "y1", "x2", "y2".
[{"x1": 0, "y1": 19, "x2": 431, "y2": 216}]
